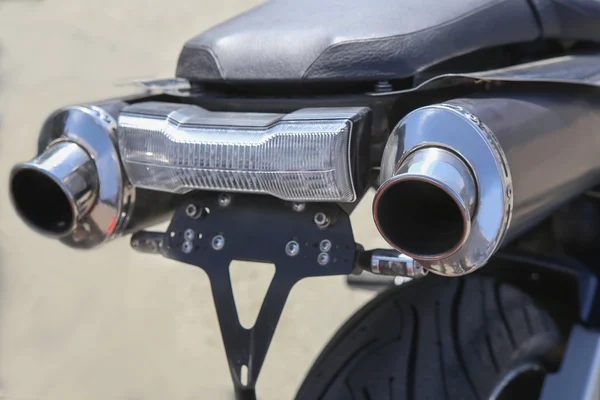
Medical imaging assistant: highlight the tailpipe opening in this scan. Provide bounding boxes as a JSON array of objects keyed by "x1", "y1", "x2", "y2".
[
  {"x1": 11, "y1": 168, "x2": 75, "y2": 236},
  {"x1": 373, "y1": 147, "x2": 477, "y2": 260},
  {"x1": 10, "y1": 141, "x2": 98, "y2": 238}
]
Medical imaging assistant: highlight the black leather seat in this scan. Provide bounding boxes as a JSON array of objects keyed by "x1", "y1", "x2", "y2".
[{"x1": 176, "y1": 0, "x2": 600, "y2": 83}]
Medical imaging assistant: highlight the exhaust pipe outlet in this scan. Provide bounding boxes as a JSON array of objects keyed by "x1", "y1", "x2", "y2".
[
  {"x1": 9, "y1": 103, "x2": 133, "y2": 248},
  {"x1": 374, "y1": 99, "x2": 514, "y2": 276},
  {"x1": 9, "y1": 99, "x2": 181, "y2": 249},
  {"x1": 374, "y1": 147, "x2": 477, "y2": 260},
  {"x1": 10, "y1": 102, "x2": 179, "y2": 249},
  {"x1": 11, "y1": 141, "x2": 98, "y2": 238},
  {"x1": 375, "y1": 89, "x2": 600, "y2": 276}
]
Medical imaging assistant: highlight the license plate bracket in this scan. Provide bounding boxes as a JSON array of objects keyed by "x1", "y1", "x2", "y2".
[{"x1": 161, "y1": 193, "x2": 356, "y2": 400}]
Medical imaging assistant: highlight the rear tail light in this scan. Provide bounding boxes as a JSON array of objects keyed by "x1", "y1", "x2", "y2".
[{"x1": 117, "y1": 102, "x2": 370, "y2": 202}]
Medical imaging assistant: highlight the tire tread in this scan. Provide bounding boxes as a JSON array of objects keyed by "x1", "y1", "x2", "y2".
[{"x1": 296, "y1": 274, "x2": 564, "y2": 400}]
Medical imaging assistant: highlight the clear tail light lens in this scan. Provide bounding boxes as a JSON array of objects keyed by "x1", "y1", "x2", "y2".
[{"x1": 117, "y1": 102, "x2": 369, "y2": 202}]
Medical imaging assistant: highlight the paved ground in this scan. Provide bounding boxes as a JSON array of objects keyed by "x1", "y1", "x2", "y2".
[{"x1": 0, "y1": 1, "x2": 388, "y2": 399}]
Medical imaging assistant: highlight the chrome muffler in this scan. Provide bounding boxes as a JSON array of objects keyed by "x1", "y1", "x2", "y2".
[
  {"x1": 374, "y1": 89, "x2": 600, "y2": 276},
  {"x1": 10, "y1": 99, "x2": 176, "y2": 249}
]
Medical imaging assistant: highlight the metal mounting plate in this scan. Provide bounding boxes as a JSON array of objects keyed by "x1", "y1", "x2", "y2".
[{"x1": 161, "y1": 193, "x2": 356, "y2": 400}]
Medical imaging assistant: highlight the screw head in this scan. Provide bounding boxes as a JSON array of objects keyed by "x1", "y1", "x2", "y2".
[
  {"x1": 285, "y1": 241, "x2": 300, "y2": 257},
  {"x1": 319, "y1": 239, "x2": 332, "y2": 253},
  {"x1": 184, "y1": 229, "x2": 195, "y2": 242},
  {"x1": 314, "y1": 212, "x2": 330, "y2": 229},
  {"x1": 181, "y1": 241, "x2": 194, "y2": 254},
  {"x1": 317, "y1": 252, "x2": 330, "y2": 266},
  {"x1": 212, "y1": 235, "x2": 225, "y2": 251},
  {"x1": 218, "y1": 193, "x2": 232, "y2": 207},
  {"x1": 185, "y1": 204, "x2": 199, "y2": 218},
  {"x1": 292, "y1": 202, "x2": 306, "y2": 212}
]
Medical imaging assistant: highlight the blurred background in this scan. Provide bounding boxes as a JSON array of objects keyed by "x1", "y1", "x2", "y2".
[{"x1": 0, "y1": 1, "x2": 388, "y2": 399}]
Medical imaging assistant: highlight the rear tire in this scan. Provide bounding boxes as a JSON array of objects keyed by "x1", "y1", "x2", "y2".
[{"x1": 296, "y1": 274, "x2": 568, "y2": 400}]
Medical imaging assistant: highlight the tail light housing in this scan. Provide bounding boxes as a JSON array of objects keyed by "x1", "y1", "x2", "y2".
[{"x1": 118, "y1": 102, "x2": 370, "y2": 202}]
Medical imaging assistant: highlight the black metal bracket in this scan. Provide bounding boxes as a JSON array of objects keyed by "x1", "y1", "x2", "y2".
[
  {"x1": 482, "y1": 251, "x2": 600, "y2": 327},
  {"x1": 158, "y1": 193, "x2": 356, "y2": 400}
]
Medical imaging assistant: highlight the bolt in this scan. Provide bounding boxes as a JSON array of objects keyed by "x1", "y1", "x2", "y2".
[
  {"x1": 317, "y1": 252, "x2": 330, "y2": 266},
  {"x1": 185, "y1": 204, "x2": 199, "y2": 219},
  {"x1": 181, "y1": 241, "x2": 193, "y2": 254},
  {"x1": 409, "y1": 262, "x2": 428, "y2": 278},
  {"x1": 285, "y1": 241, "x2": 300, "y2": 257},
  {"x1": 218, "y1": 193, "x2": 232, "y2": 207},
  {"x1": 184, "y1": 229, "x2": 195, "y2": 242},
  {"x1": 292, "y1": 202, "x2": 306, "y2": 212},
  {"x1": 314, "y1": 212, "x2": 330, "y2": 229},
  {"x1": 212, "y1": 235, "x2": 225, "y2": 251},
  {"x1": 319, "y1": 239, "x2": 332, "y2": 252}
]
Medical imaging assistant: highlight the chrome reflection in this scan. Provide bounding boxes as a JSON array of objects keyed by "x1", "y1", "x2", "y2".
[
  {"x1": 374, "y1": 103, "x2": 512, "y2": 276},
  {"x1": 11, "y1": 141, "x2": 98, "y2": 237},
  {"x1": 369, "y1": 249, "x2": 428, "y2": 278},
  {"x1": 10, "y1": 103, "x2": 133, "y2": 248},
  {"x1": 374, "y1": 147, "x2": 477, "y2": 260}
]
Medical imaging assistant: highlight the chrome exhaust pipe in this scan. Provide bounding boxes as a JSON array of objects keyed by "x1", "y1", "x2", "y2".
[
  {"x1": 9, "y1": 103, "x2": 132, "y2": 248},
  {"x1": 11, "y1": 141, "x2": 98, "y2": 237},
  {"x1": 10, "y1": 98, "x2": 178, "y2": 249},
  {"x1": 374, "y1": 147, "x2": 477, "y2": 261},
  {"x1": 374, "y1": 89, "x2": 600, "y2": 276}
]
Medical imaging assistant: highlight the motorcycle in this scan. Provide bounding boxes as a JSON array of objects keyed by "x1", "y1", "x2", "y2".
[{"x1": 9, "y1": 0, "x2": 600, "y2": 399}]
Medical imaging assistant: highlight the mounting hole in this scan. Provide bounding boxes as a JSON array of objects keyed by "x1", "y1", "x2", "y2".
[
  {"x1": 198, "y1": 233, "x2": 203, "y2": 239},
  {"x1": 241, "y1": 364, "x2": 248, "y2": 387},
  {"x1": 169, "y1": 231, "x2": 176, "y2": 238},
  {"x1": 204, "y1": 207, "x2": 211, "y2": 215}
]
